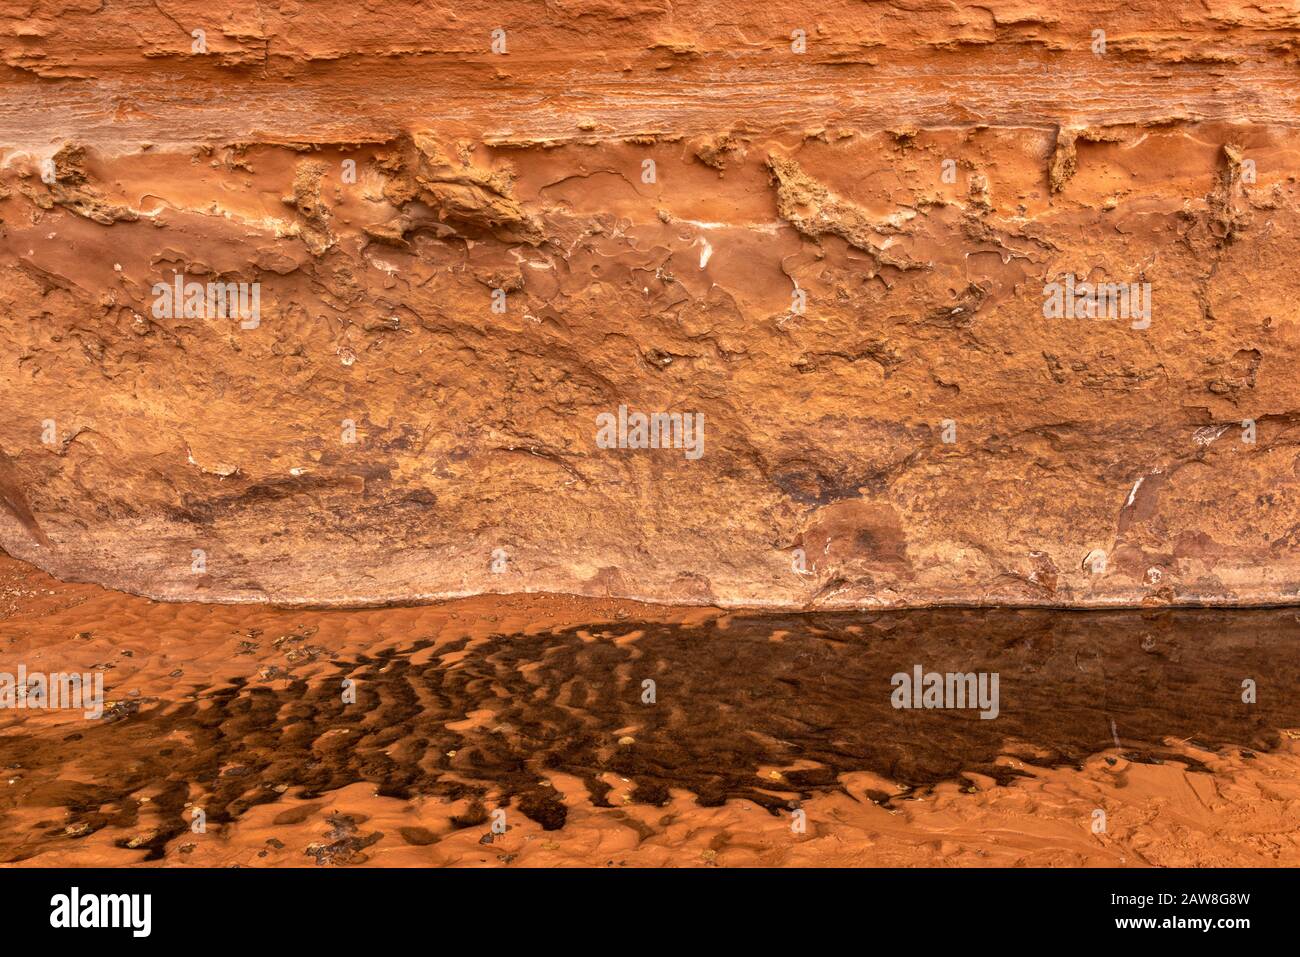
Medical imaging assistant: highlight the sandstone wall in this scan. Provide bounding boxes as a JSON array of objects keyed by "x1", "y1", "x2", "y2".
[{"x1": 1, "y1": 2, "x2": 1298, "y2": 606}]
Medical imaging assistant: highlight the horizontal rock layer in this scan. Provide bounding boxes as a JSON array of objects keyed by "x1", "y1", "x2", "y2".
[{"x1": 1, "y1": 2, "x2": 1299, "y2": 607}]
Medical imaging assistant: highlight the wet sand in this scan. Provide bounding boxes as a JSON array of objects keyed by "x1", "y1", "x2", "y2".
[{"x1": 0, "y1": 551, "x2": 1297, "y2": 867}]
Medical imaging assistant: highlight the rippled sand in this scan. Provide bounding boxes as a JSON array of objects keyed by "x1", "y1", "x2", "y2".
[{"x1": 1, "y1": 551, "x2": 1297, "y2": 867}]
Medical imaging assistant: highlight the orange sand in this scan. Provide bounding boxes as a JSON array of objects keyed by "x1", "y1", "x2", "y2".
[{"x1": 1, "y1": 552, "x2": 1296, "y2": 867}]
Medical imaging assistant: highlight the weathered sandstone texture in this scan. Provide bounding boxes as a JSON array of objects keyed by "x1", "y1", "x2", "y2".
[{"x1": 1, "y1": 2, "x2": 1299, "y2": 607}]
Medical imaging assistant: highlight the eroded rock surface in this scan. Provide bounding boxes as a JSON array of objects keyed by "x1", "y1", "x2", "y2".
[{"x1": 1, "y1": 2, "x2": 1299, "y2": 607}]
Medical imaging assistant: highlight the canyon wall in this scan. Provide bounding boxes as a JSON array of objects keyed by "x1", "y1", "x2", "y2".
[{"x1": 1, "y1": 1, "x2": 1299, "y2": 607}]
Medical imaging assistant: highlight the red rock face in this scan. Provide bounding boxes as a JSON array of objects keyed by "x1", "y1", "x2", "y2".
[{"x1": 1, "y1": 2, "x2": 1299, "y2": 607}]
